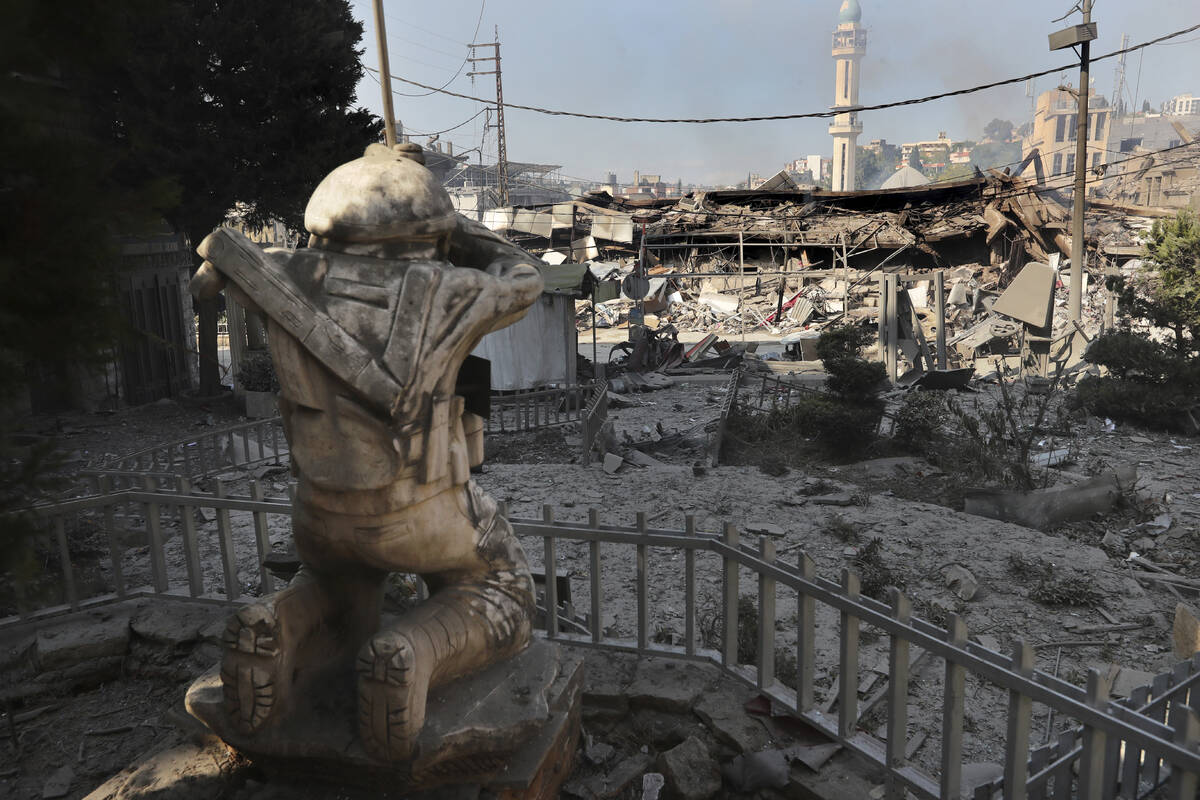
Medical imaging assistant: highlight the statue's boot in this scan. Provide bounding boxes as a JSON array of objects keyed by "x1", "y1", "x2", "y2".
[
  {"x1": 222, "y1": 565, "x2": 382, "y2": 734},
  {"x1": 356, "y1": 514, "x2": 533, "y2": 761}
]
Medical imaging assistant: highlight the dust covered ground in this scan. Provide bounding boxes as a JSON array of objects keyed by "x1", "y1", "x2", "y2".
[{"x1": 3, "y1": 375, "x2": 1199, "y2": 795}]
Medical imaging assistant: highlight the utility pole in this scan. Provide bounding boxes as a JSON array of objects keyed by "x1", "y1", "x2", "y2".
[
  {"x1": 1049, "y1": 0, "x2": 1096, "y2": 323},
  {"x1": 370, "y1": 0, "x2": 397, "y2": 147},
  {"x1": 468, "y1": 27, "x2": 509, "y2": 206}
]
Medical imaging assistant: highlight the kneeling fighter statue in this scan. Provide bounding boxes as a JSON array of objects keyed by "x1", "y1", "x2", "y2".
[{"x1": 190, "y1": 142, "x2": 542, "y2": 762}]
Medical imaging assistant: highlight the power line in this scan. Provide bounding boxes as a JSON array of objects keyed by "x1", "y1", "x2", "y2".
[
  {"x1": 385, "y1": 0, "x2": 486, "y2": 98},
  {"x1": 401, "y1": 107, "x2": 489, "y2": 138},
  {"x1": 367, "y1": 22, "x2": 1200, "y2": 124}
]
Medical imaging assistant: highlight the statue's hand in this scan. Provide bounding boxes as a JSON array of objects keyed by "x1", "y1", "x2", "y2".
[{"x1": 190, "y1": 261, "x2": 227, "y2": 300}]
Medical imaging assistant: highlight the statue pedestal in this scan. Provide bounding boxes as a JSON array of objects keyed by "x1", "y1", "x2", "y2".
[{"x1": 186, "y1": 640, "x2": 582, "y2": 799}]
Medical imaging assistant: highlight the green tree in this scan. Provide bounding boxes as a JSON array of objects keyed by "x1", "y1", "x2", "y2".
[
  {"x1": 1122, "y1": 209, "x2": 1200, "y2": 353},
  {"x1": 934, "y1": 163, "x2": 977, "y2": 183},
  {"x1": 907, "y1": 148, "x2": 923, "y2": 172},
  {"x1": 984, "y1": 118, "x2": 1014, "y2": 142},
  {"x1": 89, "y1": 0, "x2": 381, "y2": 393}
]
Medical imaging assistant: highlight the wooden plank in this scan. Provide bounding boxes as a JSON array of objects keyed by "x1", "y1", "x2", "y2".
[
  {"x1": 1168, "y1": 704, "x2": 1200, "y2": 800},
  {"x1": 757, "y1": 537, "x2": 776, "y2": 690}
]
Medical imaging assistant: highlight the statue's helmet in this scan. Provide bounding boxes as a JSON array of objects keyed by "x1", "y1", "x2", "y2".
[{"x1": 304, "y1": 142, "x2": 456, "y2": 245}]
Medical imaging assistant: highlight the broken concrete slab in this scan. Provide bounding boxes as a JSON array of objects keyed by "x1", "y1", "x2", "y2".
[
  {"x1": 603, "y1": 452, "x2": 624, "y2": 475},
  {"x1": 1174, "y1": 603, "x2": 1200, "y2": 660},
  {"x1": 42, "y1": 765, "x2": 73, "y2": 799},
  {"x1": 962, "y1": 467, "x2": 1136, "y2": 530},
  {"x1": 723, "y1": 748, "x2": 789, "y2": 792},
  {"x1": 627, "y1": 659, "x2": 709, "y2": 713},
  {"x1": 693, "y1": 691, "x2": 771, "y2": 754},
  {"x1": 657, "y1": 736, "x2": 722, "y2": 800},
  {"x1": 568, "y1": 753, "x2": 654, "y2": 799},
  {"x1": 961, "y1": 762, "x2": 1003, "y2": 798},
  {"x1": 131, "y1": 603, "x2": 224, "y2": 648},
  {"x1": 36, "y1": 610, "x2": 131, "y2": 671},
  {"x1": 743, "y1": 521, "x2": 785, "y2": 537},
  {"x1": 944, "y1": 565, "x2": 980, "y2": 601},
  {"x1": 810, "y1": 493, "x2": 856, "y2": 507},
  {"x1": 991, "y1": 261, "x2": 1054, "y2": 328}
]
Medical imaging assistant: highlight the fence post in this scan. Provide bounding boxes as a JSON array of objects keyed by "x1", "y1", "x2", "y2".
[
  {"x1": 142, "y1": 475, "x2": 167, "y2": 593},
  {"x1": 99, "y1": 476, "x2": 125, "y2": 598},
  {"x1": 941, "y1": 614, "x2": 968, "y2": 800},
  {"x1": 684, "y1": 515, "x2": 697, "y2": 657},
  {"x1": 54, "y1": 517, "x2": 78, "y2": 610},
  {"x1": 756, "y1": 537, "x2": 776, "y2": 690},
  {"x1": 886, "y1": 589, "x2": 912, "y2": 800},
  {"x1": 1120, "y1": 685, "x2": 1151, "y2": 799},
  {"x1": 722, "y1": 523, "x2": 740, "y2": 667},
  {"x1": 636, "y1": 511, "x2": 649, "y2": 651},
  {"x1": 1168, "y1": 704, "x2": 1200, "y2": 800},
  {"x1": 589, "y1": 508, "x2": 603, "y2": 643},
  {"x1": 251, "y1": 481, "x2": 273, "y2": 596},
  {"x1": 214, "y1": 478, "x2": 240, "y2": 601},
  {"x1": 797, "y1": 552, "x2": 816, "y2": 713},
  {"x1": 177, "y1": 477, "x2": 203, "y2": 596},
  {"x1": 1077, "y1": 669, "x2": 1110, "y2": 799},
  {"x1": 1003, "y1": 640, "x2": 1035, "y2": 800},
  {"x1": 543, "y1": 505, "x2": 558, "y2": 638},
  {"x1": 839, "y1": 569, "x2": 861, "y2": 739}
]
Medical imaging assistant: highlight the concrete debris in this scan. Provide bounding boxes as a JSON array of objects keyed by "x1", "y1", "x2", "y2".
[
  {"x1": 722, "y1": 748, "x2": 790, "y2": 792},
  {"x1": 603, "y1": 452, "x2": 624, "y2": 475},
  {"x1": 627, "y1": 660, "x2": 709, "y2": 713},
  {"x1": 944, "y1": 565, "x2": 980, "y2": 601},
  {"x1": 41, "y1": 766, "x2": 73, "y2": 799},
  {"x1": 641, "y1": 773, "x2": 665, "y2": 800},
  {"x1": 1173, "y1": 603, "x2": 1200, "y2": 660},
  {"x1": 962, "y1": 467, "x2": 1136, "y2": 530},
  {"x1": 657, "y1": 736, "x2": 722, "y2": 800},
  {"x1": 36, "y1": 611, "x2": 131, "y2": 672},
  {"x1": 692, "y1": 692, "x2": 771, "y2": 754}
]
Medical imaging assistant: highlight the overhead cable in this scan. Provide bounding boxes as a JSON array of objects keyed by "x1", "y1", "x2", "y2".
[{"x1": 366, "y1": 22, "x2": 1200, "y2": 123}]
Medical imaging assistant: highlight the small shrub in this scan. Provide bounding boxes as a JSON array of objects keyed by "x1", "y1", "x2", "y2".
[
  {"x1": 1030, "y1": 573, "x2": 1104, "y2": 607},
  {"x1": 1070, "y1": 331, "x2": 1200, "y2": 432},
  {"x1": 852, "y1": 537, "x2": 903, "y2": 601},
  {"x1": 824, "y1": 513, "x2": 859, "y2": 543},
  {"x1": 1083, "y1": 332, "x2": 1176, "y2": 381},
  {"x1": 893, "y1": 390, "x2": 951, "y2": 453},
  {"x1": 237, "y1": 351, "x2": 279, "y2": 393}
]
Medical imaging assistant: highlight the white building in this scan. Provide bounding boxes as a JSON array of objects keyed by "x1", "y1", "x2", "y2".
[
  {"x1": 829, "y1": 0, "x2": 866, "y2": 191},
  {"x1": 1165, "y1": 93, "x2": 1199, "y2": 116}
]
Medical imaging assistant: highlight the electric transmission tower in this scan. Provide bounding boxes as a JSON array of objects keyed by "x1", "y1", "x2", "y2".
[{"x1": 468, "y1": 27, "x2": 509, "y2": 206}]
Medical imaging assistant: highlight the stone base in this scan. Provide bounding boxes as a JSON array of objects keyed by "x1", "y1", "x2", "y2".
[{"x1": 186, "y1": 640, "x2": 582, "y2": 799}]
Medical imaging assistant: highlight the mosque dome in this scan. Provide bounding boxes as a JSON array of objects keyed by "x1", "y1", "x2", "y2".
[{"x1": 838, "y1": 0, "x2": 862, "y2": 23}]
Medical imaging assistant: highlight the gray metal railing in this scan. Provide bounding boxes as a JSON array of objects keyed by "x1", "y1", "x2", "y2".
[
  {"x1": 735, "y1": 369, "x2": 827, "y2": 417},
  {"x1": 8, "y1": 488, "x2": 1200, "y2": 799},
  {"x1": 578, "y1": 381, "x2": 609, "y2": 466},
  {"x1": 93, "y1": 417, "x2": 287, "y2": 486},
  {"x1": 484, "y1": 383, "x2": 598, "y2": 434}
]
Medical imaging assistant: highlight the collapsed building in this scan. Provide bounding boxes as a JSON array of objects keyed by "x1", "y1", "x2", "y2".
[{"x1": 477, "y1": 169, "x2": 1144, "y2": 381}]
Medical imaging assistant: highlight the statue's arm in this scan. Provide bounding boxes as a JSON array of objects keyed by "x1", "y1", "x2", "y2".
[{"x1": 447, "y1": 215, "x2": 543, "y2": 322}]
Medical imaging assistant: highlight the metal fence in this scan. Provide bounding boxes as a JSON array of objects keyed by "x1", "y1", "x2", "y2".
[
  {"x1": 8, "y1": 488, "x2": 1200, "y2": 800},
  {"x1": 578, "y1": 381, "x2": 608, "y2": 466},
  {"x1": 484, "y1": 383, "x2": 598, "y2": 434},
  {"x1": 91, "y1": 418, "x2": 287, "y2": 488},
  {"x1": 734, "y1": 370, "x2": 828, "y2": 417}
]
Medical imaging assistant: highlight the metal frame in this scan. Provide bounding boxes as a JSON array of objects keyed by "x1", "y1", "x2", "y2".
[
  {"x1": 484, "y1": 382, "x2": 599, "y2": 434},
  {"x1": 10, "y1": 488, "x2": 1200, "y2": 800}
]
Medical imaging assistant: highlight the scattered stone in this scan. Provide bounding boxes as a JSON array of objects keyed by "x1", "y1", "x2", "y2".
[
  {"x1": 657, "y1": 736, "x2": 721, "y2": 800},
  {"x1": 961, "y1": 762, "x2": 1003, "y2": 798},
  {"x1": 131, "y1": 604, "x2": 222, "y2": 648},
  {"x1": 975, "y1": 635, "x2": 1002, "y2": 653},
  {"x1": 627, "y1": 659, "x2": 708, "y2": 713},
  {"x1": 625, "y1": 450, "x2": 667, "y2": 468},
  {"x1": 786, "y1": 742, "x2": 842, "y2": 771},
  {"x1": 1099, "y1": 531, "x2": 1125, "y2": 553},
  {"x1": 641, "y1": 773, "x2": 665, "y2": 800},
  {"x1": 743, "y1": 521, "x2": 785, "y2": 537},
  {"x1": 36, "y1": 611, "x2": 130, "y2": 671},
  {"x1": 693, "y1": 692, "x2": 770, "y2": 754},
  {"x1": 810, "y1": 493, "x2": 855, "y2": 507},
  {"x1": 944, "y1": 565, "x2": 979, "y2": 601},
  {"x1": 1173, "y1": 603, "x2": 1200, "y2": 660},
  {"x1": 42, "y1": 766, "x2": 73, "y2": 799},
  {"x1": 1130, "y1": 537, "x2": 1156, "y2": 553},
  {"x1": 582, "y1": 753, "x2": 654, "y2": 799},
  {"x1": 631, "y1": 708, "x2": 704, "y2": 750},
  {"x1": 722, "y1": 748, "x2": 789, "y2": 792},
  {"x1": 1109, "y1": 666, "x2": 1156, "y2": 698},
  {"x1": 603, "y1": 452, "x2": 624, "y2": 475},
  {"x1": 585, "y1": 738, "x2": 615, "y2": 766}
]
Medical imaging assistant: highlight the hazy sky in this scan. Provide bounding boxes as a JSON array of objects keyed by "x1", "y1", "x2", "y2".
[{"x1": 347, "y1": 0, "x2": 1200, "y2": 186}]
